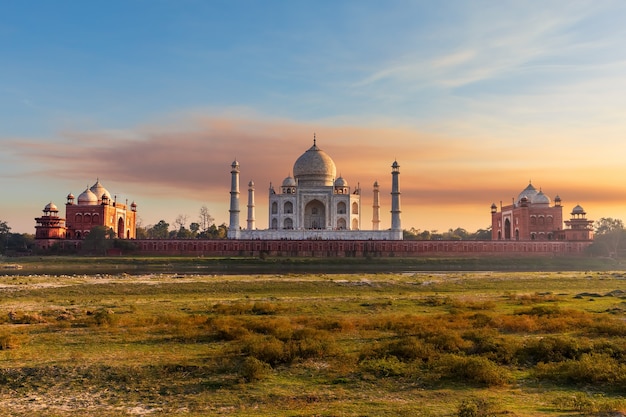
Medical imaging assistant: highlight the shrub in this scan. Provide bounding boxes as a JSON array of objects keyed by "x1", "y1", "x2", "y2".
[
  {"x1": 457, "y1": 398, "x2": 498, "y2": 417},
  {"x1": 93, "y1": 309, "x2": 117, "y2": 326},
  {"x1": 462, "y1": 330, "x2": 519, "y2": 365},
  {"x1": 242, "y1": 335, "x2": 286, "y2": 366},
  {"x1": 239, "y1": 356, "x2": 271, "y2": 382},
  {"x1": 245, "y1": 316, "x2": 293, "y2": 340},
  {"x1": 0, "y1": 333, "x2": 18, "y2": 350},
  {"x1": 520, "y1": 336, "x2": 589, "y2": 365},
  {"x1": 208, "y1": 316, "x2": 250, "y2": 341},
  {"x1": 286, "y1": 328, "x2": 337, "y2": 360},
  {"x1": 360, "y1": 337, "x2": 435, "y2": 363},
  {"x1": 430, "y1": 355, "x2": 510, "y2": 387},
  {"x1": 553, "y1": 392, "x2": 626, "y2": 414},
  {"x1": 534, "y1": 353, "x2": 626, "y2": 388},
  {"x1": 251, "y1": 301, "x2": 281, "y2": 315},
  {"x1": 360, "y1": 356, "x2": 407, "y2": 378}
]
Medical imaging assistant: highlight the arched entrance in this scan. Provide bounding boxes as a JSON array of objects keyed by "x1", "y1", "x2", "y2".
[
  {"x1": 504, "y1": 218, "x2": 511, "y2": 240},
  {"x1": 117, "y1": 217, "x2": 124, "y2": 238},
  {"x1": 337, "y1": 218, "x2": 346, "y2": 230},
  {"x1": 304, "y1": 200, "x2": 325, "y2": 229}
]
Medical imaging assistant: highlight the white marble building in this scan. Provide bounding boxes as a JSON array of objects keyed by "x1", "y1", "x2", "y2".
[{"x1": 228, "y1": 137, "x2": 402, "y2": 240}]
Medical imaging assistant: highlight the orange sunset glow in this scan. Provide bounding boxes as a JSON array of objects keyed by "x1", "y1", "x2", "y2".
[{"x1": 2, "y1": 2, "x2": 626, "y2": 234}]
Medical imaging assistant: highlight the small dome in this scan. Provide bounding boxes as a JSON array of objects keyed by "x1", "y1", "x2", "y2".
[
  {"x1": 77, "y1": 188, "x2": 98, "y2": 205},
  {"x1": 293, "y1": 139, "x2": 337, "y2": 187},
  {"x1": 44, "y1": 202, "x2": 58, "y2": 212},
  {"x1": 532, "y1": 190, "x2": 551, "y2": 205},
  {"x1": 334, "y1": 176, "x2": 348, "y2": 187},
  {"x1": 282, "y1": 176, "x2": 296, "y2": 187},
  {"x1": 554, "y1": 194, "x2": 561, "y2": 201},
  {"x1": 90, "y1": 179, "x2": 111, "y2": 203},
  {"x1": 248, "y1": 180, "x2": 255, "y2": 187},
  {"x1": 67, "y1": 193, "x2": 75, "y2": 200},
  {"x1": 572, "y1": 205, "x2": 586, "y2": 215},
  {"x1": 517, "y1": 182, "x2": 538, "y2": 204}
]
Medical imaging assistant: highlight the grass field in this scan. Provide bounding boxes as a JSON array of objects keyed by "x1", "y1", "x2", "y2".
[{"x1": 1, "y1": 261, "x2": 626, "y2": 416}]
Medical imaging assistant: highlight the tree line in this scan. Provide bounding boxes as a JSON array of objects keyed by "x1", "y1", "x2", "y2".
[{"x1": 136, "y1": 206, "x2": 228, "y2": 239}]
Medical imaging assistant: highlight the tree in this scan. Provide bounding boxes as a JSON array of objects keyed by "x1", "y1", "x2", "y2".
[
  {"x1": 7, "y1": 233, "x2": 35, "y2": 254},
  {"x1": 595, "y1": 217, "x2": 624, "y2": 235},
  {"x1": 135, "y1": 217, "x2": 148, "y2": 239},
  {"x1": 148, "y1": 220, "x2": 170, "y2": 239},
  {"x1": 199, "y1": 206, "x2": 214, "y2": 233},
  {"x1": 0, "y1": 220, "x2": 10, "y2": 254},
  {"x1": 590, "y1": 217, "x2": 625, "y2": 257},
  {"x1": 174, "y1": 214, "x2": 188, "y2": 230},
  {"x1": 470, "y1": 227, "x2": 492, "y2": 240},
  {"x1": 189, "y1": 222, "x2": 200, "y2": 238},
  {"x1": 176, "y1": 227, "x2": 193, "y2": 239},
  {"x1": 82, "y1": 226, "x2": 115, "y2": 254},
  {"x1": 135, "y1": 225, "x2": 149, "y2": 239}
]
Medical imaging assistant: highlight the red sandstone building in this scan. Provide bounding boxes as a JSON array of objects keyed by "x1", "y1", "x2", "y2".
[
  {"x1": 35, "y1": 180, "x2": 137, "y2": 249},
  {"x1": 491, "y1": 182, "x2": 593, "y2": 241}
]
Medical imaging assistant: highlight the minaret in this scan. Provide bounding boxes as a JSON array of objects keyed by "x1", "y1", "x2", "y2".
[
  {"x1": 246, "y1": 180, "x2": 255, "y2": 230},
  {"x1": 390, "y1": 160, "x2": 402, "y2": 236},
  {"x1": 372, "y1": 181, "x2": 380, "y2": 230},
  {"x1": 228, "y1": 160, "x2": 240, "y2": 239}
]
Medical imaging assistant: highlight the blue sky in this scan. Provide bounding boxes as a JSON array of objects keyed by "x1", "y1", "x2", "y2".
[{"x1": 2, "y1": 1, "x2": 626, "y2": 233}]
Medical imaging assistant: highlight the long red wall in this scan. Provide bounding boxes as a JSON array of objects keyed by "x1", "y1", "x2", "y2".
[{"x1": 133, "y1": 239, "x2": 593, "y2": 257}]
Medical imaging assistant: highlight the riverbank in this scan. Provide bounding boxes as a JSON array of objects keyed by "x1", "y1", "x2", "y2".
[{"x1": 1, "y1": 254, "x2": 622, "y2": 275}]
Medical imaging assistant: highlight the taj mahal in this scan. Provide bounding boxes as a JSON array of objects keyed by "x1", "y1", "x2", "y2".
[{"x1": 227, "y1": 137, "x2": 403, "y2": 240}]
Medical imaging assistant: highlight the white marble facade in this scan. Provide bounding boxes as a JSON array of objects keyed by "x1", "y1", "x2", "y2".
[{"x1": 228, "y1": 138, "x2": 402, "y2": 240}]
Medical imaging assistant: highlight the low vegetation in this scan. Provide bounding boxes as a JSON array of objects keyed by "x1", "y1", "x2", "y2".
[{"x1": 0, "y1": 269, "x2": 625, "y2": 416}]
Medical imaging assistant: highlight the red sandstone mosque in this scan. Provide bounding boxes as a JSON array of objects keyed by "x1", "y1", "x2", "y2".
[
  {"x1": 490, "y1": 182, "x2": 594, "y2": 242},
  {"x1": 35, "y1": 179, "x2": 137, "y2": 249}
]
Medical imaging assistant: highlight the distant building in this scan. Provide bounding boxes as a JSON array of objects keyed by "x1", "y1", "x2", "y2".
[
  {"x1": 35, "y1": 179, "x2": 137, "y2": 249},
  {"x1": 491, "y1": 182, "x2": 593, "y2": 241},
  {"x1": 228, "y1": 137, "x2": 403, "y2": 240}
]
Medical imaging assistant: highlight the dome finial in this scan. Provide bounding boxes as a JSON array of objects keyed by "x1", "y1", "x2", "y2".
[{"x1": 313, "y1": 132, "x2": 316, "y2": 146}]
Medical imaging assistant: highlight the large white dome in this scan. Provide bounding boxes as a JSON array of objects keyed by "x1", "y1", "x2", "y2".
[
  {"x1": 293, "y1": 140, "x2": 337, "y2": 187},
  {"x1": 517, "y1": 182, "x2": 538, "y2": 204},
  {"x1": 90, "y1": 179, "x2": 111, "y2": 202},
  {"x1": 77, "y1": 188, "x2": 98, "y2": 205}
]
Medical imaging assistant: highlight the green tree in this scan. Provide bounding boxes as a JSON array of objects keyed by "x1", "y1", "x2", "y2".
[
  {"x1": 189, "y1": 222, "x2": 200, "y2": 238},
  {"x1": 7, "y1": 233, "x2": 35, "y2": 254},
  {"x1": 590, "y1": 218, "x2": 625, "y2": 257},
  {"x1": 176, "y1": 227, "x2": 193, "y2": 239},
  {"x1": 0, "y1": 220, "x2": 10, "y2": 254},
  {"x1": 148, "y1": 220, "x2": 170, "y2": 239},
  {"x1": 82, "y1": 226, "x2": 115, "y2": 254},
  {"x1": 135, "y1": 225, "x2": 148, "y2": 239},
  {"x1": 470, "y1": 227, "x2": 492, "y2": 240}
]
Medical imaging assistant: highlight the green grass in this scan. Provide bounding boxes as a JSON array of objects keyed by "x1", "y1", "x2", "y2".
[{"x1": 0, "y1": 270, "x2": 625, "y2": 415}]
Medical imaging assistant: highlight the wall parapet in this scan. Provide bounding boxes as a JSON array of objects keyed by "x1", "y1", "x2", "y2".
[{"x1": 131, "y1": 239, "x2": 593, "y2": 257}]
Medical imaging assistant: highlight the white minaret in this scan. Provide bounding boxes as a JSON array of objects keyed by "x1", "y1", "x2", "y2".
[
  {"x1": 372, "y1": 180, "x2": 380, "y2": 230},
  {"x1": 246, "y1": 180, "x2": 255, "y2": 230},
  {"x1": 390, "y1": 160, "x2": 401, "y2": 236},
  {"x1": 228, "y1": 160, "x2": 240, "y2": 239}
]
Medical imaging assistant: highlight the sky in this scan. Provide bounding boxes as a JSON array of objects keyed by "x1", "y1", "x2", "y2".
[{"x1": 2, "y1": 0, "x2": 626, "y2": 234}]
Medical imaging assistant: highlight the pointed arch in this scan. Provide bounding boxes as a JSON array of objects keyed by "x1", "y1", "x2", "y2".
[{"x1": 304, "y1": 200, "x2": 325, "y2": 229}]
